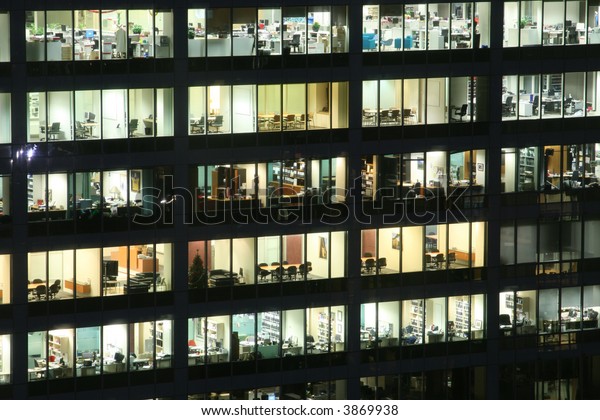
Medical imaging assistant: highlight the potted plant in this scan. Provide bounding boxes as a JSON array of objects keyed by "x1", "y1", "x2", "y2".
[
  {"x1": 188, "y1": 251, "x2": 207, "y2": 288},
  {"x1": 132, "y1": 24, "x2": 143, "y2": 35},
  {"x1": 312, "y1": 21, "x2": 321, "y2": 33},
  {"x1": 188, "y1": 27, "x2": 195, "y2": 39}
]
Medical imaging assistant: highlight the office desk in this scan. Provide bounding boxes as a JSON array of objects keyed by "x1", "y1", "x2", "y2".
[
  {"x1": 77, "y1": 366, "x2": 97, "y2": 376},
  {"x1": 519, "y1": 101, "x2": 534, "y2": 117},
  {"x1": 82, "y1": 122, "x2": 98, "y2": 138},
  {"x1": 281, "y1": 345, "x2": 302, "y2": 356},
  {"x1": 132, "y1": 358, "x2": 151, "y2": 369}
]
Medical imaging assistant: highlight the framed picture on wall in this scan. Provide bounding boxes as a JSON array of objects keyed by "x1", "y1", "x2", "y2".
[
  {"x1": 392, "y1": 232, "x2": 400, "y2": 250},
  {"x1": 337, "y1": 310, "x2": 342, "y2": 321},
  {"x1": 130, "y1": 170, "x2": 141, "y2": 192},
  {"x1": 319, "y1": 236, "x2": 328, "y2": 259}
]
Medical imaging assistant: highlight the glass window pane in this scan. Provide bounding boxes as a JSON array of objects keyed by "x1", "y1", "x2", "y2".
[
  {"x1": 516, "y1": 290, "x2": 537, "y2": 335},
  {"x1": 207, "y1": 8, "x2": 231, "y2": 57},
  {"x1": 48, "y1": 91, "x2": 74, "y2": 140},
  {"x1": 26, "y1": 11, "x2": 46, "y2": 61},
  {"x1": 74, "y1": 90, "x2": 101, "y2": 140},
  {"x1": 378, "y1": 301, "x2": 400, "y2": 346},
  {"x1": 402, "y1": 299, "x2": 423, "y2": 345},
  {"x1": 75, "y1": 326, "x2": 100, "y2": 376},
  {"x1": 258, "y1": 8, "x2": 282, "y2": 55},
  {"x1": 189, "y1": 86, "x2": 206, "y2": 135},
  {"x1": 307, "y1": 6, "x2": 330, "y2": 54},
  {"x1": 100, "y1": 10, "x2": 125, "y2": 60},
  {"x1": 102, "y1": 324, "x2": 127, "y2": 374},
  {"x1": 75, "y1": 248, "x2": 100, "y2": 298},
  {"x1": 102, "y1": 89, "x2": 127, "y2": 139},
  {"x1": 234, "y1": 313, "x2": 254, "y2": 361},
  {"x1": 258, "y1": 311, "x2": 280, "y2": 358},
  {"x1": 188, "y1": 9, "x2": 206, "y2": 57},
  {"x1": 232, "y1": 85, "x2": 256, "y2": 133}
]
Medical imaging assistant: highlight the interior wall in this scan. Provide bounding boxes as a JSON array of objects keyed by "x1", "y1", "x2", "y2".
[
  {"x1": 0, "y1": 94, "x2": 10, "y2": 142},
  {"x1": 377, "y1": 228, "x2": 400, "y2": 271},
  {"x1": 0, "y1": 255, "x2": 10, "y2": 302},
  {"x1": 76, "y1": 248, "x2": 100, "y2": 295},
  {"x1": 330, "y1": 231, "x2": 345, "y2": 277},
  {"x1": 402, "y1": 226, "x2": 423, "y2": 272},
  {"x1": 48, "y1": 173, "x2": 68, "y2": 208}
]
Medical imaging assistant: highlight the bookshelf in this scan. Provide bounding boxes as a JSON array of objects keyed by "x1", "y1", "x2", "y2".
[
  {"x1": 362, "y1": 157, "x2": 375, "y2": 198},
  {"x1": 409, "y1": 300, "x2": 424, "y2": 336}
]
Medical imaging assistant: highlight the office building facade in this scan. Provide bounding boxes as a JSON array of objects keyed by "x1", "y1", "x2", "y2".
[{"x1": 0, "y1": 0, "x2": 600, "y2": 399}]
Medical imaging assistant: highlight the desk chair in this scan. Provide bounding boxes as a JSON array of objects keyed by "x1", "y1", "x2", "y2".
[
  {"x1": 453, "y1": 104, "x2": 468, "y2": 121},
  {"x1": 446, "y1": 252, "x2": 456, "y2": 268},
  {"x1": 47, "y1": 122, "x2": 62, "y2": 140},
  {"x1": 35, "y1": 284, "x2": 47, "y2": 300},
  {"x1": 379, "y1": 109, "x2": 392, "y2": 125},
  {"x1": 257, "y1": 263, "x2": 270, "y2": 283},
  {"x1": 402, "y1": 108, "x2": 414, "y2": 124},
  {"x1": 502, "y1": 96, "x2": 515, "y2": 117},
  {"x1": 306, "y1": 335, "x2": 316, "y2": 353},
  {"x1": 209, "y1": 115, "x2": 224, "y2": 132},
  {"x1": 380, "y1": 38, "x2": 393, "y2": 50},
  {"x1": 75, "y1": 121, "x2": 88, "y2": 139},
  {"x1": 289, "y1": 33, "x2": 301, "y2": 53},
  {"x1": 128, "y1": 119, "x2": 138, "y2": 137},
  {"x1": 190, "y1": 116, "x2": 205, "y2": 134},
  {"x1": 284, "y1": 114, "x2": 296, "y2": 130},
  {"x1": 48, "y1": 280, "x2": 61, "y2": 299},
  {"x1": 531, "y1": 95, "x2": 539, "y2": 115},
  {"x1": 362, "y1": 110, "x2": 376, "y2": 126},
  {"x1": 268, "y1": 114, "x2": 281, "y2": 130},
  {"x1": 435, "y1": 253, "x2": 445, "y2": 269},
  {"x1": 390, "y1": 108, "x2": 401, "y2": 123},
  {"x1": 376, "y1": 257, "x2": 387, "y2": 272},
  {"x1": 285, "y1": 265, "x2": 297, "y2": 281},
  {"x1": 364, "y1": 258, "x2": 376, "y2": 274},
  {"x1": 425, "y1": 254, "x2": 434, "y2": 270},
  {"x1": 499, "y1": 314, "x2": 512, "y2": 331}
]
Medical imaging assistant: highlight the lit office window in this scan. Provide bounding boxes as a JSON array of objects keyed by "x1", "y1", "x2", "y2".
[
  {"x1": 0, "y1": 11, "x2": 9, "y2": 62},
  {"x1": 103, "y1": 324, "x2": 127, "y2": 374},
  {"x1": 75, "y1": 327, "x2": 100, "y2": 377},
  {"x1": 130, "y1": 321, "x2": 173, "y2": 370},
  {"x1": 0, "y1": 334, "x2": 10, "y2": 384},
  {"x1": 0, "y1": 93, "x2": 10, "y2": 143},
  {"x1": 0, "y1": 254, "x2": 10, "y2": 304}
]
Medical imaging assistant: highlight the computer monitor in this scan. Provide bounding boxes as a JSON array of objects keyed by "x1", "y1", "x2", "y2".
[
  {"x1": 432, "y1": 20, "x2": 440, "y2": 27},
  {"x1": 78, "y1": 198, "x2": 92, "y2": 210},
  {"x1": 103, "y1": 260, "x2": 119, "y2": 279},
  {"x1": 565, "y1": 20, "x2": 572, "y2": 28},
  {"x1": 247, "y1": 27, "x2": 255, "y2": 35},
  {"x1": 85, "y1": 29, "x2": 95, "y2": 39},
  {"x1": 87, "y1": 112, "x2": 96, "y2": 122},
  {"x1": 34, "y1": 359, "x2": 46, "y2": 368},
  {"x1": 143, "y1": 119, "x2": 153, "y2": 129}
]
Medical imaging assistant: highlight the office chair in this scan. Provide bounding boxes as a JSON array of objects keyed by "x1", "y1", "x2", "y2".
[
  {"x1": 499, "y1": 314, "x2": 512, "y2": 328},
  {"x1": 380, "y1": 38, "x2": 393, "y2": 50},
  {"x1": 531, "y1": 95, "x2": 539, "y2": 115},
  {"x1": 35, "y1": 284, "x2": 47, "y2": 300},
  {"x1": 454, "y1": 104, "x2": 468, "y2": 121},
  {"x1": 47, "y1": 122, "x2": 62, "y2": 140},
  {"x1": 403, "y1": 108, "x2": 413, "y2": 124},
  {"x1": 209, "y1": 115, "x2": 223, "y2": 132},
  {"x1": 75, "y1": 121, "x2": 88, "y2": 139},
  {"x1": 190, "y1": 116, "x2": 205, "y2": 134},
  {"x1": 446, "y1": 252, "x2": 456, "y2": 268},
  {"x1": 502, "y1": 96, "x2": 515, "y2": 117},
  {"x1": 364, "y1": 258, "x2": 376, "y2": 274},
  {"x1": 425, "y1": 254, "x2": 434, "y2": 269},
  {"x1": 390, "y1": 108, "x2": 401, "y2": 123},
  {"x1": 128, "y1": 119, "x2": 138, "y2": 137},
  {"x1": 48, "y1": 280, "x2": 61, "y2": 299},
  {"x1": 268, "y1": 114, "x2": 281, "y2": 130},
  {"x1": 272, "y1": 265, "x2": 285, "y2": 282},
  {"x1": 285, "y1": 265, "x2": 297, "y2": 281},
  {"x1": 376, "y1": 257, "x2": 387, "y2": 272},
  {"x1": 306, "y1": 335, "x2": 316, "y2": 353},
  {"x1": 289, "y1": 33, "x2": 301, "y2": 53},
  {"x1": 435, "y1": 253, "x2": 445, "y2": 269},
  {"x1": 284, "y1": 114, "x2": 295, "y2": 130},
  {"x1": 379, "y1": 109, "x2": 392, "y2": 125}
]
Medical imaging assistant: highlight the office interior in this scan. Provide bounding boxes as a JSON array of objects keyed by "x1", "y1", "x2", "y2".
[
  {"x1": 188, "y1": 231, "x2": 346, "y2": 288},
  {"x1": 27, "y1": 321, "x2": 172, "y2": 381},
  {"x1": 499, "y1": 286, "x2": 600, "y2": 337},
  {"x1": 25, "y1": 9, "x2": 173, "y2": 61},
  {"x1": 188, "y1": 82, "x2": 349, "y2": 135},
  {"x1": 192, "y1": 157, "x2": 346, "y2": 209},
  {"x1": 188, "y1": 7, "x2": 349, "y2": 57},
  {"x1": 362, "y1": 2, "x2": 490, "y2": 52},
  {"x1": 360, "y1": 222, "x2": 486, "y2": 275},
  {"x1": 362, "y1": 77, "x2": 486, "y2": 127},
  {"x1": 501, "y1": 72, "x2": 600, "y2": 121},
  {"x1": 27, "y1": 88, "x2": 173, "y2": 142},
  {"x1": 504, "y1": 0, "x2": 600, "y2": 47},
  {"x1": 27, "y1": 243, "x2": 172, "y2": 300},
  {"x1": 362, "y1": 150, "x2": 486, "y2": 200},
  {"x1": 0, "y1": 334, "x2": 9, "y2": 384},
  {"x1": 188, "y1": 306, "x2": 345, "y2": 365},
  {"x1": 500, "y1": 143, "x2": 600, "y2": 193},
  {"x1": 0, "y1": 175, "x2": 9, "y2": 218},
  {"x1": 0, "y1": 255, "x2": 10, "y2": 305},
  {"x1": 0, "y1": 11, "x2": 8, "y2": 62},
  {"x1": 26, "y1": 169, "x2": 157, "y2": 222},
  {"x1": 362, "y1": 294, "x2": 485, "y2": 347}
]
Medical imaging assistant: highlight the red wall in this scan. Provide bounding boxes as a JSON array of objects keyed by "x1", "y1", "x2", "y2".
[{"x1": 362, "y1": 230, "x2": 376, "y2": 257}]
